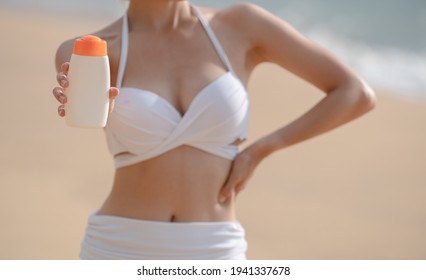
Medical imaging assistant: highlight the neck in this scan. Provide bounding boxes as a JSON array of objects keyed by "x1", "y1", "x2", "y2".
[{"x1": 127, "y1": 0, "x2": 192, "y2": 32}]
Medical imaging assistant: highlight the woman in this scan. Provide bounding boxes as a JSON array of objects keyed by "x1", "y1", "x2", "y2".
[{"x1": 53, "y1": 0, "x2": 375, "y2": 259}]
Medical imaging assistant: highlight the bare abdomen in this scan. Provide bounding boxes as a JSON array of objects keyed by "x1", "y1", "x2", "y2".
[{"x1": 97, "y1": 146, "x2": 236, "y2": 222}]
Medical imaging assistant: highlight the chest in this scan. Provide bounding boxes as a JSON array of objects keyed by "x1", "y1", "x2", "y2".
[{"x1": 108, "y1": 23, "x2": 249, "y2": 116}]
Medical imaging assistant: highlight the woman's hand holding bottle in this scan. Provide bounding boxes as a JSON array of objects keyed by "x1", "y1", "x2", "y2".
[{"x1": 52, "y1": 62, "x2": 119, "y2": 118}]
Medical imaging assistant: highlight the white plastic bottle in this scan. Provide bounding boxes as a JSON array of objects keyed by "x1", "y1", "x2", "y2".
[{"x1": 65, "y1": 35, "x2": 110, "y2": 128}]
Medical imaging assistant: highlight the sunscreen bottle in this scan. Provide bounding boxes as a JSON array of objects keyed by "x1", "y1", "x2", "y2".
[{"x1": 65, "y1": 35, "x2": 110, "y2": 128}]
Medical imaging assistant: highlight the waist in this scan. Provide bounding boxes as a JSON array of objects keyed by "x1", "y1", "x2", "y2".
[
  {"x1": 112, "y1": 142, "x2": 239, "y2": 169},
  {"x1": 99, "y1": 146, "x2": 236, "y2": 222}
]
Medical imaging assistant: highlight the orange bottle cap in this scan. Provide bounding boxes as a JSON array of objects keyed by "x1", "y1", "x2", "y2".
[{"x1": 73, "y1": 35, "x2": 107, "y2": 56}]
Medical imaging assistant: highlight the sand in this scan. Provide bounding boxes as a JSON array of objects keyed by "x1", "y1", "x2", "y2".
[{"x1": 0, "y1": 8, "x2": 425, "y2": 260}]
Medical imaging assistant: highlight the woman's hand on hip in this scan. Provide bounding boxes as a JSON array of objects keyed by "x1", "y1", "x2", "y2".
[
  {"x1": 52, "y1": 62, "x2": 119, "y2": 117},
  {"x1": 219, "y1": 145, "x2": 262, "y2": 203}
]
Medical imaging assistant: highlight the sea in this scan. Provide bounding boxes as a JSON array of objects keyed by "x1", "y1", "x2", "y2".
[{"x1": 2, "y1": 0, "x2": 425, "y2": 101}]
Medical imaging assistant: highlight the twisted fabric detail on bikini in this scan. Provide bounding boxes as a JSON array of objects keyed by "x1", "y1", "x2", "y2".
[{"x1": 104, "y1": 6, "x2": 250, "y2": 168}]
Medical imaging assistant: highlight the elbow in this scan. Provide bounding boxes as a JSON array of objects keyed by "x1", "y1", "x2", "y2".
[
  {"x1": 357, "y1": 80, "x2": 377, "y2": 113},
  {"x1": 344, "y1": 79, "x2": 377, "y2": 116}
]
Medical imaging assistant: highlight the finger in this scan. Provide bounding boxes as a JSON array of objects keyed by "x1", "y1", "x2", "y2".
[
  {"x1": 58, "y1": 105, "x2": 65, "y2": 117},
  {"x1": 56, "y1": 72, "x2": 69, "y2": 88},
  {"x1": 109, "y1": 87, "x2": 119, "y2": 99},
  {"x1": 220, "y1": 184, "x2": 232, "y2": 202},
  {"x1": 219, "y1": 186, "x2": 236, "y2": 204},
  {"x1": 108, "y1": 87, "x2": 119, "y2": 113},
  {"x1": 52, "y1": 87, "x2": 67, "y2": 104},
  {"x1": 221, "y1": 189, "x2": 236, "y2": 205},
  {"x1": 220, "y1": 180, "x2": 246, "y2": 205},
  {"x1": 61, "y1": 62, "x2": 70, "y2": 75},
  {"x1": 219, "y1": 176, "x2": 238, "y2": 203}
]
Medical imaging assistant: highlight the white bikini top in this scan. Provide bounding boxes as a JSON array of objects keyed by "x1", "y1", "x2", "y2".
[{"x1": 105, "y1": 6, "x2": 250, "y2": 168}]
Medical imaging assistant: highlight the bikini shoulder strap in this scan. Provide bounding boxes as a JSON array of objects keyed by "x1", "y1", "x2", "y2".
[{"x1": 191, "y1": 6, "x2": 235, "y2": 74}]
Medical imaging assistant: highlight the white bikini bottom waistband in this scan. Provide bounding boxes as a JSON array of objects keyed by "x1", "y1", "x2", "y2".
[{"x1": 80, "y1": 213, "x2": 247, "y2": 260}]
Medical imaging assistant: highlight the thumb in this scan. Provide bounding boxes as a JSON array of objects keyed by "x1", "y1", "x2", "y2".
[{"x1": 108, "y1": 87, "x2": 120, "y2": 113}]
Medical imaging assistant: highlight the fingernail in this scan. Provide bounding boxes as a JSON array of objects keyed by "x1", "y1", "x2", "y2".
[
  {"x1": 59, "y1": 96, "x2": 66, "y2": 104},
  {"x1": 61, "y1": 79, "x2": 67, "y2": 87}
]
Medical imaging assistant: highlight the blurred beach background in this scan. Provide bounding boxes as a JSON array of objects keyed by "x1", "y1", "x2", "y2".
[{"x1": 0, "y1": 0, "x2": 425, "y2": 259}]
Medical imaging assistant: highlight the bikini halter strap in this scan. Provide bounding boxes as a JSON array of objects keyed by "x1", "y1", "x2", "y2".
[{"x1": 116, "y1": 5, "x2": 235, "y2": 88}]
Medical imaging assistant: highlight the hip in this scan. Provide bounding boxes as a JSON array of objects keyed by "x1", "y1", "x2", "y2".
[{"x1": 80, "y1": 211, "x2": 247, "y2": 260}]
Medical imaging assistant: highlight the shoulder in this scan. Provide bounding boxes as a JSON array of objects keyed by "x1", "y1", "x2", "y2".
[
  {"x1": 214, "y1": 3, "x2": 276, "y2": 30},
  {"x1": 54, "y1": 18, "x2": 122, "y2": 72},
  {"x1": 204, "y1": 3, "x2": 293, "y2": 65},
  {"x1": 210, "y1": 2, "x2": 268, "y2": 20},
  {"x1": 200, "y1": 3, "x2": 285, "y2": 48},
  {"x1": 196, "y1": 3, "x2": 271, "y2": 27}
]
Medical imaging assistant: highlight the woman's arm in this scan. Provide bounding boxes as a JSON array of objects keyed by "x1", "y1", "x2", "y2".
[
  {"x1": 219, "y1": 4, "x2": 376, "y2": 202},
  {"x1": 243, "y1": 3, "x2": 375, "y2": 157}
]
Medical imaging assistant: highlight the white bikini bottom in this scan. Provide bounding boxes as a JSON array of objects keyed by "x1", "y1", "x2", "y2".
[{"x1": 79, "y1": 212, "x2": 248, "y2": 260}]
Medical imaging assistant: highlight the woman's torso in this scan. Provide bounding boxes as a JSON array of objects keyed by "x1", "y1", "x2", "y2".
[{"x1": 96, "y1": 5, "x2": 257, "y2": 222}]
